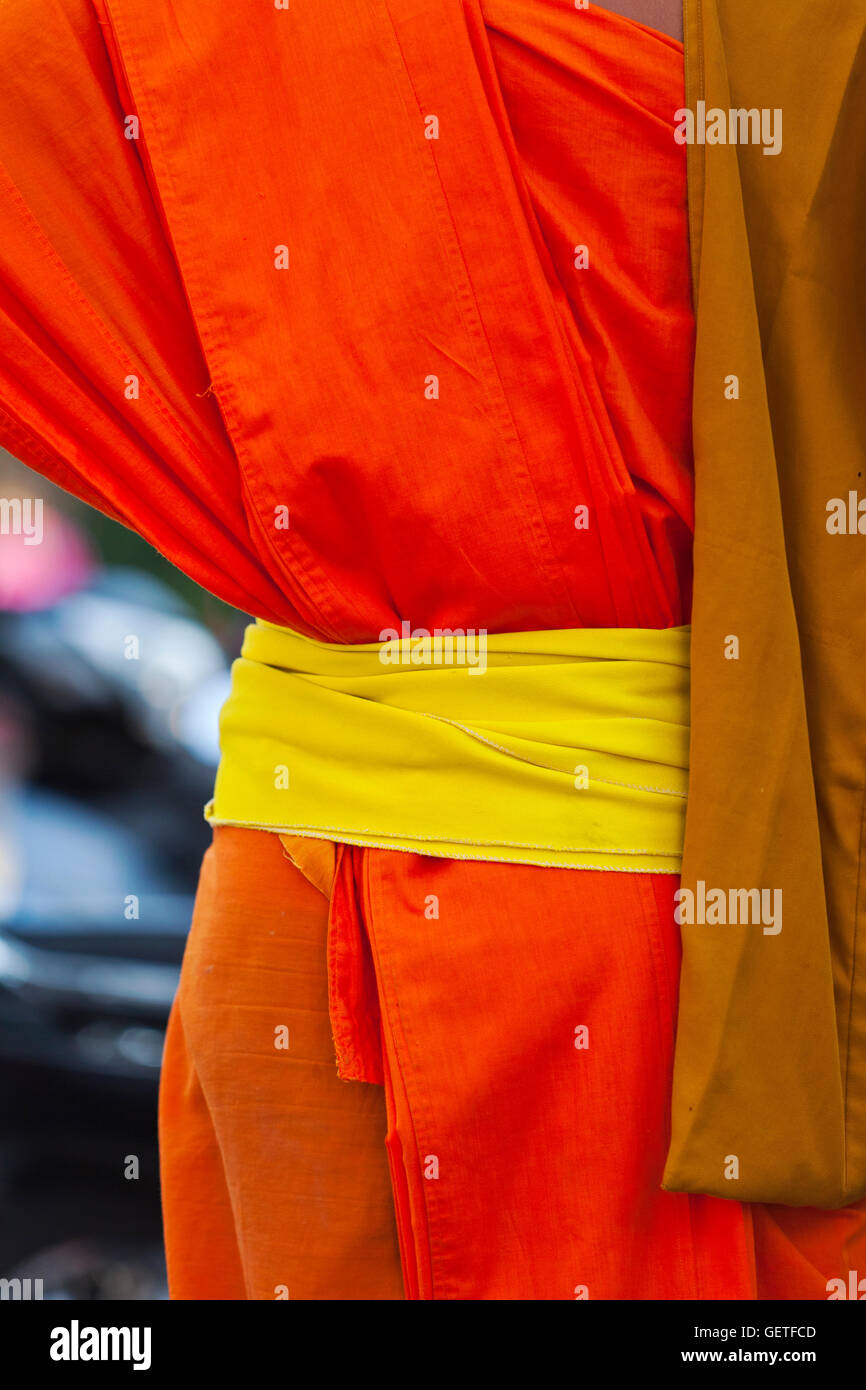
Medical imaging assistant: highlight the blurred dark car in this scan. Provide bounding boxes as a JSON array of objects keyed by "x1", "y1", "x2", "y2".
[{"x1": 0, "y1": 559, "x2": 233, "y2": 1298}]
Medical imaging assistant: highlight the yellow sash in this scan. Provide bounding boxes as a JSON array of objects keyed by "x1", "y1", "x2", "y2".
[{"x1": 206, "y1": 621, "x2": 691, "y2": 873}]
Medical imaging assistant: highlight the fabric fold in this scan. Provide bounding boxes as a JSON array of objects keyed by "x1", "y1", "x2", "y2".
[{"x1": 208, "y1": 620, "x2": 691, "y2": 873}]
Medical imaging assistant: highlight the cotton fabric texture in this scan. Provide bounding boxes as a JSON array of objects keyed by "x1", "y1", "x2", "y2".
[
  {"x1": 672, "y1": 0, "x2": 866, "y2": 1207},
  {"x1": 0, "y1": 0, "x2": 864, "y2": 1296}
]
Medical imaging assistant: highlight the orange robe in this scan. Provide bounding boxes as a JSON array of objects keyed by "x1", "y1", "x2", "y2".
[{"x1": 0, "y1": 0, "x2": 863, "y2": 1297}]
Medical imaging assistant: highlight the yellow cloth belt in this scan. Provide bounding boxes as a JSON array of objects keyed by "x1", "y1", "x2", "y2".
[{"x1": 206, "y1": 620, "x2": 691, "y2": 873}]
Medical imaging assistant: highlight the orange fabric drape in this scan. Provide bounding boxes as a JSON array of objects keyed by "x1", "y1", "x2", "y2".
[
  {"x1": 160, "y1": 828, "x2": 404, "y2": 1301},
  {"x1": 164, "y1": 828, "x2": 755, "y2": 1300},
  {"x1": 0, "y1": 0, "x2": 695, "y2": 639},
  {"x1": 163, "y1": 826, "x2": 866, "y2": 1299},
  {"x1": 2, "y1": 0, "x2": 865, "y2": 1296}
]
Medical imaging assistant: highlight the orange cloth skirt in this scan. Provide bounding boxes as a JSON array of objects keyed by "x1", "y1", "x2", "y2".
[{"x1": 159, "y1": 827, "x2": 866, "y2": 1299}]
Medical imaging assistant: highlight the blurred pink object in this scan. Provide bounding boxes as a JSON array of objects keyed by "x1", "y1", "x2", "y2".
[{"x1": 0, "y1": 502, "x2": 95, "y2": 610}]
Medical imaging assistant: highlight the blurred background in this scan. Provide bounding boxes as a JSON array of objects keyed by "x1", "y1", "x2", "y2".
[{"x1": 0, "y1": 453, "x2": 246, "y2": 1299}]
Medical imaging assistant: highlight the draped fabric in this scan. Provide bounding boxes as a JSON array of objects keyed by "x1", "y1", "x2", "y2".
[
  {"x1": 162, "y1": 826, "x2": 866, "y2": 1300},
  {"x1": 209, "y1": 620, "x2": 693, "y2": 872},
  {"x1": 0, "y1": 0, "x2": 863, "y2": 1295},
  {"x1": 163, "y1": 827, "x2": 759, "y2": 1300},
  {"x1": 0, "y1": 0, "x2": 694, "y2": 639},
  {"x1": 671, "y1": 0, "x2": 866, "y2": 1208}
]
